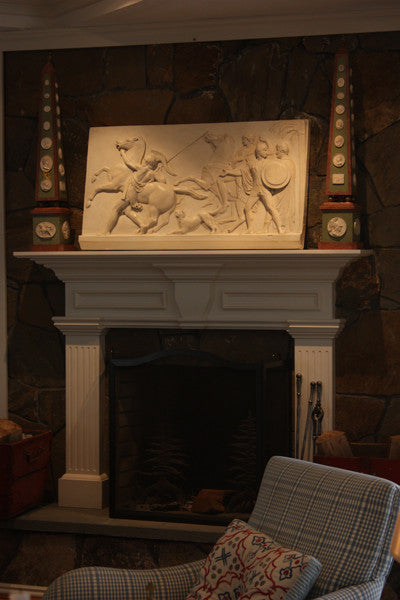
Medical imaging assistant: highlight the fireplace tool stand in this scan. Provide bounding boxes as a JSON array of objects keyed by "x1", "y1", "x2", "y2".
[{"x1": 300, "y1": 381, "x2": 324, "y2": 460}]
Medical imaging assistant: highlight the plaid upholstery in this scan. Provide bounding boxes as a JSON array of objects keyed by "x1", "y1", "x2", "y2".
[
  {"x1": 248, "y1": 456, "x2": 400, "y2": 599},
  {"x1": 43, "y1": 559, "x2": 204, "y2": 600},
  {"x1": 43, "y1": 456, "x2": 400, "y2": 600},
  {"x1": 311, "y1": 578, "x2": 386, "y2": 600}
]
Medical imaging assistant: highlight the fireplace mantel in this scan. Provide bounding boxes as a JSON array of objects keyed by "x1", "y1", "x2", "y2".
[
  {"x1": 17, "y1": 249, "x2": 366, "y2": 327},
  {"x1": 16, "y1": 248, "x2": 369, "y2": 509}
]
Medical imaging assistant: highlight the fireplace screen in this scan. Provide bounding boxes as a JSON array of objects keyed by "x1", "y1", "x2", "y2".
[{"x1": 109, "y1": 348, "x2": 291, "y2": 525}]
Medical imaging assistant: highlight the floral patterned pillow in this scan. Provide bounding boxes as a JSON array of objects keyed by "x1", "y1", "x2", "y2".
[{"x1": 186, "y1": 519, "x2": 322, "y2": 600}]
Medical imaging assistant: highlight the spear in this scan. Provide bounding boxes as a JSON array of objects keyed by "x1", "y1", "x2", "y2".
[{"x1": 166, "y1": 132, "x2": 208, "y2": 165}]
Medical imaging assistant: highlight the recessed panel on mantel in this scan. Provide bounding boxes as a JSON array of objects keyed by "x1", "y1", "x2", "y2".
[{"x1": 79, "y1": 120, "x2": 309, "y2": 250}]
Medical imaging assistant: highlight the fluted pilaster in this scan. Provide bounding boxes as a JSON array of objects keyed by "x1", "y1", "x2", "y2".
[
  {"x1": 288, "y1": 321, "x2": 342, "y2": 461},
  {"x1": 53, "y1": 318, "x2": 109, "y2": 508}
]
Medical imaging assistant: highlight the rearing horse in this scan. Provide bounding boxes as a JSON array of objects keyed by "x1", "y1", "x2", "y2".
[{"x1": 87, "y1": 137, "x2": 207, "y2": 234}]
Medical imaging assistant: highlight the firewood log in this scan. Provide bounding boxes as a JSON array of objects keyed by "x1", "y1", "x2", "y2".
[
  {"x1": 316, "y1": 430, "x2": 353, "y2": 457},
  {"x1": 389, "y1": 435, "x2": 400, "y2": 459},
  {"x1": 191, "y1": 489, "x2": 234, "y2": 514},
  {"x1": 0, "y1": 419, "x2": 23, "y2": 443}
]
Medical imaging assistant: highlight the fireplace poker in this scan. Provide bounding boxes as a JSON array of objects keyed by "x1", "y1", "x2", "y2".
[
  {"x1": 312, "y1": 381, "x2": 324, "y2": 455},
  {"x1": 295, "y1": 373, "x2": 302, "y2": 458},
  {"x1": 300, "y1": 381, "x2": 316, "y2": 461}
]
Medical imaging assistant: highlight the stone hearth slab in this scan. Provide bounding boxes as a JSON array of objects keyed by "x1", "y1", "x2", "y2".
[{"x1": 0, "y1": 503, "x2": 224, "y2": 543}]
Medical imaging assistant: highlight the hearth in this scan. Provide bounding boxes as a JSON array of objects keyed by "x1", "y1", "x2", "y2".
[{"x1": 108, "y1": 331, "x2": 292, "y2": 525}]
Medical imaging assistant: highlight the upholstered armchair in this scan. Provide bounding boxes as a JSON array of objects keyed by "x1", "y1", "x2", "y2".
[{"x1": 43, "y1": 456, "x2": 400, "y2": 600}]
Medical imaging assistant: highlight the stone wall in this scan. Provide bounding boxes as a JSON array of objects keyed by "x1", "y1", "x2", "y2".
[
  {"x1": 5, "y1": 32, "x2": 400, "y2": 490},
  {"x1": 0, "y1": 528, "x2": 211, "y2": 587}
]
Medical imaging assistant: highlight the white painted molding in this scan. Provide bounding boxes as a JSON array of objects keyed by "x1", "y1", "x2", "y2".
[
  {"x1": 0, "y1": 583, "x2": 46, "y2": 598},
  {"x1": 288, "y1": 321, "x2": 344, "y2": 340},
  {"x1": 50, "y1": 0, "x2": 145, "y2": 27},
  {"x1": 294, "y1": 341, "x2": 336, "y2": 461},
  {"x1": 18, "y1": 249, "x2": 369, "y2": 509},
  {"x1": 16, "y1": 250, "x2": 370, "y2": 327},
  {"x1": 53, "y1": 318, "x2": 109, "y2": 336},
  {"x1": 1, "y1": 8, "x2": 400, "y2": 51},
  {"x1": 291, "y1": 322, "x2": 342, "y2": 461},
  {"x1": 53, "y1": 318, "x2": 109, "y2": 509},
  {"x1": 0, "y1": 51, "x2": 7, "y2": 418}
]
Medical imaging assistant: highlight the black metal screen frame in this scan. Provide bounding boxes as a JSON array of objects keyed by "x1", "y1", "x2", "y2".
[{"x1": 109, "y1": 347, "x2": 290, "y2": 524}]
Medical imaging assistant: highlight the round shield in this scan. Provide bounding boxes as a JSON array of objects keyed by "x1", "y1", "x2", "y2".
[{"x1": 261, "y1": 160, "x2": 291, "y2": 190}]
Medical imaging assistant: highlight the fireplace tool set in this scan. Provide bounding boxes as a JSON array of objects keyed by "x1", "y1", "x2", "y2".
[{"x1": 295, "y1": 376, "x2": 324, "y2": 460}]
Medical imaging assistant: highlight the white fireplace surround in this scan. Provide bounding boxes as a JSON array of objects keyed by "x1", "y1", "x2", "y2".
[{"x1": 17, "y1": 248, "x2": 368, "y2": 510}]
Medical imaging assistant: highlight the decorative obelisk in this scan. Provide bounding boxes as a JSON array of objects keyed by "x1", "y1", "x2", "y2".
[
  {"x1": 31, "y1": 59, "x2": 74, "y2": 250},
  {"x1": 318, "y1": 49, "x2": 363, "y2": 249}
]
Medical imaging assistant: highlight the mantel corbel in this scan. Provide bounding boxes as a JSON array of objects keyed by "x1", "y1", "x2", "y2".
[
  {"x1": 287, "y1": 320, "x2": 344, "y2": 340},
  {"x1": 52, "y1": 317, "x2": 109, "y2": 337}
]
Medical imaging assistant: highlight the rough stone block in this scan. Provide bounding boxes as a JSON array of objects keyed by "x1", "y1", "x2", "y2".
[
  {"x1": 77, "y1": 89, "x2": 174, "y2": 126},
  {"x1": 8, "y1": 322, "x2": 65, "y2": 388},
  {"x1": 284, "y1": 47, "x2": 318, "y2": 111},
  {"x1": 174, "y1": 43, "x2": 221, "y2": 94},
  {"x1": 375, "y1": 249, "x2": 400, "y2": 308},
  {"x1": 302, "y1": 34, "x2": 358, "y2": 54},
  {"x1": 157, "y1": 540, "x2": 210, "y2": 567},
  {"x1": 37, "y1": 389, "x2": 66, "y2": 433},
  {"x1": 303, "y1": 63, "x2": 331, "y2": 120},
  {"x1": 18, "y1": 283, "x2": 56, "y2": 330},
  {"x1": 79, "y1": 537, "x2": 156, "y2": 569},
  {"x1": 7, "y1": 284, "x2": 19, "y2": 330},
  {"x1": 0, "y1": 529, "x2": 24, "y2": 574},
  {"x1": 307, "y1": 117, "x2": 329, "y2": 176},
  {"x1": 306, "y1": 175, "x2": 325, "y2": 228},
  {"x1": 147, "y1": 45, "x2": 174, "y2": 87},
  {"x1": 5, "y1": 117, "x2": 36, "y2": 172},
  {"x1": 6, "y1": 210, "x2": 34, "y2": 279},
  {"x1": 361, "y1": 31, "x2": 400, "y2": 51},
  {"x1": 105, "y1": 46, "x2": 146, "y2": 90},
  {"x1": 5, "y1": 171, "x2": 35, "y2": 213},
  {"x1": 336, "y1": 310, "x2": 400, "y2": 395},
  {"x1": 8, "y1": 379, "x2": 38, "y2": 423},
  {"x1": 61, "y1": 119, "x2": 89, "y2": 208},
  {"x1": 167, "y1": 92, "x2": 228, "y2": 124},
  {"x1": 53, "y1": 48, "x2": 104, "y2": 96},
  {"x1": 1, "y1": 532, "x2": 76, "y2": 586},
  {"x1": 358, "y1": 121, "x2": 400, "y2": 208},
  {"x1": 335, "y1": 256, "x2": 380, "y2": 311},
  {"x1": 5, "y1": 50, "x2": 47, "y2": 118},
  {"x1": 352, "y1": 51, "x2": 400, "y2": 140},
  {"x1": 335, "y1": 394, "x2": 386, "y2": 441},
  {"x1": 379, "y1": 397, "x2": 400, "y2": 442},
  {"x1": 368, "y1": 206, "x2": 400, "y2": 248},
  {"x1": 219, "y1": 43, "x2": 287, "y2": 121}
]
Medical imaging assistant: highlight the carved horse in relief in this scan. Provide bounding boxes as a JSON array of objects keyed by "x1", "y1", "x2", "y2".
[{"x1": 87, "y1": 137, "x2": 207, "y2": 234}]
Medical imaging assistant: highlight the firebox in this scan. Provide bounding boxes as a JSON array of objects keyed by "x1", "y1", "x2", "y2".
[{"x1": 109, "y1": 330, "x2": 292, "y2": 525}]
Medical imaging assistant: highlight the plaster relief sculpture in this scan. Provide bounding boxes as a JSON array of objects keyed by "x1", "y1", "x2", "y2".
[{"x1": 79, "y1": 120, "x2": 309, "y2": 250}]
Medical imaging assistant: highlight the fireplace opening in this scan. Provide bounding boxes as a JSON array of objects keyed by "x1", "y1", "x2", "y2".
[{"x1": 108, "y1": 331, "x2": 292, "y2": 525}]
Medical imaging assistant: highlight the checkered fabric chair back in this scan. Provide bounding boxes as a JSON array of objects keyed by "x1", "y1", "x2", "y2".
[{"x1": 248, "y1": 456, "x2": 400, "y2": 598}]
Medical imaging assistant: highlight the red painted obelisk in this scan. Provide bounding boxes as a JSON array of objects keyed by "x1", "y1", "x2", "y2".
[{"x1": 31, "y1": 60, "x2": 74, "y2": 250}]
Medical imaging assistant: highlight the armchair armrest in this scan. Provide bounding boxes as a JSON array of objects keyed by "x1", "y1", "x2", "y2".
[
  {"x1": 42, "y1": 559, "x2": 205, "y2": 600},
  {"x1": 313, "y1": 578, "x2": 386, "y2": 600}
]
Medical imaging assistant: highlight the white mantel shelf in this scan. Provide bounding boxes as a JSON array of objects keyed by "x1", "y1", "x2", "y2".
[
  {"x1": 16, "y1": 249, "x2": 369, "y2": 329},
  {"x1": 16, "y1": 248, "x2": 370, "y2": 510}
]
